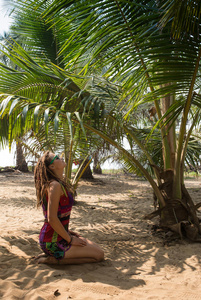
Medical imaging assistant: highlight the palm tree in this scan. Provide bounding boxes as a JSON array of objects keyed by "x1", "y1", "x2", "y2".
[
  {"x1": 39, "y1": 0, "x2": 201, "y2": 239},
  {"x1": 0, "y1": 32, "x2": 30, "y2": 171},
  {"x1": 1, "y1": 0, "x2": 201, "y2": 240}
]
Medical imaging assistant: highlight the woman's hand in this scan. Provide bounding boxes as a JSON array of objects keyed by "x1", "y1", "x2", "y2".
[
  {"x1": 69, "y1": 230, "x2": 80, "y2": 238},
  {"x1": 71, "y1": 236, "x2": 87, "y2": 247}
]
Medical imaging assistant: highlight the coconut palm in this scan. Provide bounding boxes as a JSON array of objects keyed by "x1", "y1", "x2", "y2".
[
  {"x1": 1, "y1": 0, "x2": 201, "y2": 240},
  {"x1": 0, "y1": 32, "x2": 30, "y2": 171},
  {"x1": 36, "y1": 0, "x2": 201, "y2": 239}
]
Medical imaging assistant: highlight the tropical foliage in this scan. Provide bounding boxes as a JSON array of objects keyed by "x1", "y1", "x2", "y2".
[{"x1": 1, "y1": 0, "x2": 201, "y2": 239}]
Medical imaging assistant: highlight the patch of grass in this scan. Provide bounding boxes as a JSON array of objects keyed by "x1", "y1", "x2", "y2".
[
  {"x1": 184, "y1": 171, "x2": 201, "y2": 179},
  {"x1": 102, "y1": 169, "x2": 123, "y2": 174}
]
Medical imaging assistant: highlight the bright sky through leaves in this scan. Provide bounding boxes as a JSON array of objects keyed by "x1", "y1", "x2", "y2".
[
  {"x1": 0, "y1": 0, "x2": 14, "y2": 166},
  {"x1": 0, "y1": 0, "x2": 12, "y2": 35}
]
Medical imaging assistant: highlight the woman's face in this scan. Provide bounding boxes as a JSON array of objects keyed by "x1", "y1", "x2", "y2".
[{"x1": 48, "y1": 153, "x2": 66, "y2": 171}]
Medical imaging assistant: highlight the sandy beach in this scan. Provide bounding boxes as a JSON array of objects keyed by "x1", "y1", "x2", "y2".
[{"x1": 1, "y1": 172, "x2": 201, "y2": 300}]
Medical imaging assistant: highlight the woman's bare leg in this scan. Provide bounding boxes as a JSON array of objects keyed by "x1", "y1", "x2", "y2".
[{"x1": 36, "y1": 238, "x2": 104, "y2": 265}]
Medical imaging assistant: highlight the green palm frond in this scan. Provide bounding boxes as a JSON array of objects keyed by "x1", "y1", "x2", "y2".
[{"x1": 160, "y1": 0, "x2": 201, "y2": 39}]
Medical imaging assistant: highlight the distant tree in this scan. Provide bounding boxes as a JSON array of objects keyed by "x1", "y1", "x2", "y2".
[
  {"x1": 16, "y1": 141, "x2": 28, "y2": 172},
  {"x1": 93, "y1": 150, "x2": 102, "y2": 175}
]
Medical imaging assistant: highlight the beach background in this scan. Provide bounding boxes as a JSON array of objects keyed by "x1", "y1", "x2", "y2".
[{"x1": 1, "y1": 171, "x2": 201, "y2": 300}]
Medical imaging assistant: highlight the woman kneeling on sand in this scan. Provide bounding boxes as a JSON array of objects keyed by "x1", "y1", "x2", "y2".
[{"x1": 34, "y1": 151, "x2": 104, "y2": 264}]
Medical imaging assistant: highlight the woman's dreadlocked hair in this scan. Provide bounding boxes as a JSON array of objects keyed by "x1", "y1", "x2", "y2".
[{"x1": 34, "y1": 151, "x2": 74, "y2": 207}]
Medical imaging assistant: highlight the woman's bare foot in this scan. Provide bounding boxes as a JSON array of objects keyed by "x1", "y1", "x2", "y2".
[
  {"x1": 37, "y1": 255, "x2": 58, "y2": 264},
  {"x1": 30, "y1": 253, "x2": 58, "y2": 264}
]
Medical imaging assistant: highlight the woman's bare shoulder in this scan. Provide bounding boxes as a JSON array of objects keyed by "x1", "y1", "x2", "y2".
[{"x1": 49, "y1": 180, "x2": 62, "y2": 191}]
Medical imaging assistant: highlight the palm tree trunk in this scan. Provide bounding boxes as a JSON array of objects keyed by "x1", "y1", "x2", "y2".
[
  {"x1": 78, "y1": 158, "x2": 93, "y2": 179},
  {"x1": 16, "y1": 141, "x2": 28, "y2": 172},
  {"x1": 93, "y1": 151, "x2": 102, "y2": 174},
  {"x1": 161, "y1": 92, "x2": 176, "y2": 169}
]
